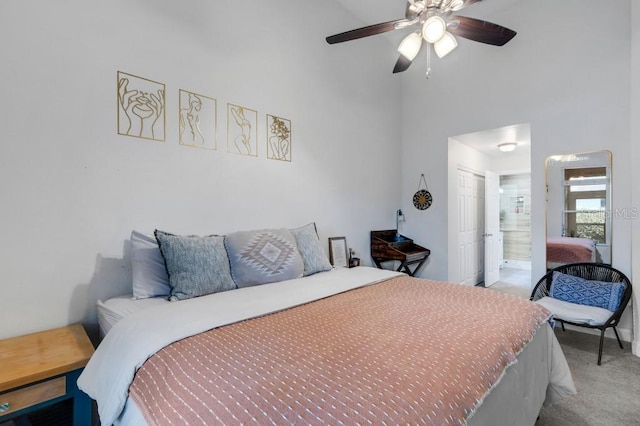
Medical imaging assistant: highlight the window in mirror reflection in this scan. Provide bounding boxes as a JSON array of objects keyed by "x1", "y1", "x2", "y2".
[{"x1": 562, "y1": 166, "x2": 609, "y2": 244}]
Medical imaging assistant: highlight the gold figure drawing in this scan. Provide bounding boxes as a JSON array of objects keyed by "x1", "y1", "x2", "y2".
[
  {"x1": 267, "y1": 115, "x2": 292, "y2": 162},
  {"x1": 117, "y1": 71, "x2": 165, "y2": 141},
  {"x1": 179, "y1": 90, "x2": 216, "y2": 149},
  {"x1": 227, "y1": 104, "x2": 257, "y2": 156}
]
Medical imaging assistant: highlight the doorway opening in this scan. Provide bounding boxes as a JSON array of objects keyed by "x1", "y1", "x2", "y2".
[
  {"x1": 498, "y1": 172, "x2": 532, "y2": 293},
  {"x1": 447, "y1": 123, "x2": 532, "y2": 293}
]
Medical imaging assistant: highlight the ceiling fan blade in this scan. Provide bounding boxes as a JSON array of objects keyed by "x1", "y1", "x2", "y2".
[
  {"x1": 326, "y1": 19, "x2": 409, "y2": 44},
  {"x1": 448, "y1": 16, "x2": 516, "y2": 46},
  {"x1": 393, "y1": 55, "x2": 413, "y2": 73}
]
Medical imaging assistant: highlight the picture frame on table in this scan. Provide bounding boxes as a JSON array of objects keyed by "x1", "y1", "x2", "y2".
[{"x1": 328, "y1": 236, "x2": 348, "y2": 268}]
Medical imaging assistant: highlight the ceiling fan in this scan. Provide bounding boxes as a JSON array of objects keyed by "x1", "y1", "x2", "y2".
[{"x1": 326, "y1": 0, "x2": 517, "y2": 74}]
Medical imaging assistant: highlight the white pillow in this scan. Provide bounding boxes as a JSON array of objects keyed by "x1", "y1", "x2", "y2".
[{"x1": 131, "y1": 230, "x2": 171, "y2": 299}]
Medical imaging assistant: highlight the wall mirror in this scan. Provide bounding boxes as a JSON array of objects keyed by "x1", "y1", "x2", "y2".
[{"x1": 545, "y1": 150, "x2": 612, "y2": 269}]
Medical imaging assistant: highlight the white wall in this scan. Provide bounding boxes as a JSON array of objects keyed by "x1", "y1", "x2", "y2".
[
  {"x1": 0, "y1": 0, "x2": 403, "y2": 340},
  {"x1": 631, "y1": 2, "x2": 640, "y2": 355},
  {"x1": 401, "y1": 0, "x2": 635, "y2": 340}
]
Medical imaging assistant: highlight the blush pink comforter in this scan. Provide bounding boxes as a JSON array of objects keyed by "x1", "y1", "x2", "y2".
[
  {"x1": 129, "y1": 276, "x2": 551, "y2": 425},
  {"x1": 547, "y1": 236, "x2": 595, "y2": 263}
]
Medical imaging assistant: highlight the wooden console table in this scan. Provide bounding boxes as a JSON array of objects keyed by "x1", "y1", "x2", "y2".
[{"x1": 370, "y1": 230, "x2": 430, "y2": 276}]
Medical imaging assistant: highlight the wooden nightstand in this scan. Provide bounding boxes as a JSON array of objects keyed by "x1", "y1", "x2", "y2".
[{"x1": 0, "y1": 324, "x2": 95, "y2": 425}]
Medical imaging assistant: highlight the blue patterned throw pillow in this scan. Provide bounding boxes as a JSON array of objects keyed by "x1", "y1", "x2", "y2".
[
  {"x1": 155, "y1": 230, "x2": 236, "y2": 301},
  {"x1": 550, "y1": 271, "x2": 625, "y2": 311},
  {"x1": 289, "y1": 222, "x2": 333, "y2": 276},
  {"x1": 225, "y1": 228, "x2": 304, "y2": 288}
]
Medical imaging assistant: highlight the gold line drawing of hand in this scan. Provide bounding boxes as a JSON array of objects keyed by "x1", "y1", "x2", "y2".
[
  {"x1": 118, "y1": 77, "x2": 142, "y2": 136},
  {"x1": 146, "y1": 89, "x2": 164, "y2": 140}
]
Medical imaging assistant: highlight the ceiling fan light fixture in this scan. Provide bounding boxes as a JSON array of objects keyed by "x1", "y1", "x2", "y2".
[
  {"x1": 498, "y1": 142, "x2": 518, "y2": 152},
  {"x1": 434, "y1": 32, "x2": 457, "y2": 58},
  {"x1": 398, "y1": 32, "x2": 423, "y2": 60},
  {"x1": 422, "y1": 15, "x2": 447, "y2": 43}
]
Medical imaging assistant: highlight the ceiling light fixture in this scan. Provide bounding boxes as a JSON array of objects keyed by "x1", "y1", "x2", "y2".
[
  {"x1": 434, "y1": 31, "x2": 458, "y2": 58},
  {"x1": 498, "y1": 142, "x2": 518, "y2": 152},
  {"x1": 422, "y1": 16, "x2": 447, "y2": 43},
  {"x1": 398, "y1": 32, "x2": 423, "y2": 61}
]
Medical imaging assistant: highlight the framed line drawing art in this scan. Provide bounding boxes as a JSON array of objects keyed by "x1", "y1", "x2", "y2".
[
  {"x1": 267, "y1": 114, "x2": 292, "y2": 162},
  {"x1": 328, "y1": 237, "x2": 348, "y2": 268},
  {"x1": 178, "y1": 89, "x2": 217, "y2": 150},
  {"x1": 117, "y1": 71, "x2": 165, "y2": 142},
  {"x1": 227, "y1": 103, "x2": 257, "y2": 156}
]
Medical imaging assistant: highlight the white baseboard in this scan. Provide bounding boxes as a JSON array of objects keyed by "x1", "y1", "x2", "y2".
[{"x1": 633, "y1": 340, "x2": 640, "y2": 357}]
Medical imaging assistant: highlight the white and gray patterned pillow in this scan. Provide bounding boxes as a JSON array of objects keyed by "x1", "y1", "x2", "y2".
[
  {"x1": 155, "y1": 230, "x2": 236, "y2": 301},
  {"x1": 289, "y1": 222, "x2": 333, "y2": 276},
  {"x1": 225, "y1": 228, "x2": 304, "y2": 288}
]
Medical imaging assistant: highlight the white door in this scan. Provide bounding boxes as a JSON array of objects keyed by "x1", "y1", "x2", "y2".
[
  {"x1": 484, "y1": 170, "x2": 501, "y2": 287},
  {"x1": 457, "y1": 169, "x2": 485, "y2": 286},
  {"x1": 473, "y1": 175, "x2": 485, "y2": 284},
  {"x1": 457, "y1": 169, "x2": 474, "y2": 285}
]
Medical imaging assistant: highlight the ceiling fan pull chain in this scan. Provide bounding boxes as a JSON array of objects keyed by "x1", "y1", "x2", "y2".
[{"x1": 426, "y1": 43, "x2": 432, "y2": 79}]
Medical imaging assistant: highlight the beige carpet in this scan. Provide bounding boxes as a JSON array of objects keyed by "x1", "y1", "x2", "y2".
[{"x1": 537, "y1": 329, "x2": 640, "y2": 425}]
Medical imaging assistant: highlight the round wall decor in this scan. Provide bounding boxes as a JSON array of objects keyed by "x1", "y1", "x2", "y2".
[{"x1": 413, "y1": 174, "x2": 432, "y2": 210}]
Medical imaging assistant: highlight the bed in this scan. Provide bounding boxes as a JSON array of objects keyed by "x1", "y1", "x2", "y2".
[
  {"x1": 80, "y1": 226, "x2": 576, "y2": 425},
  {"x1": 546, "y1": 236, "x2": 597, "y2": 269},
  {"x1": 80, "y1": 265, "x2": 575, "y2": 425}
]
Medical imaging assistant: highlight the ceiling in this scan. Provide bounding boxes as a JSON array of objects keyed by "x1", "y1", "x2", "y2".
[{"x1": 450, "y1": 123, "x2": 531, "y2": 158}]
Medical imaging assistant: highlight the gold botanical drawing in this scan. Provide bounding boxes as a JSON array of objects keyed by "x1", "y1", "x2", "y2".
[
  {"x1": 117, "y1": 71, "x2": 165, "y2": 142},
  {"x1": 267, "y1": 114, "x2": 292, "y2": 162},
  {"x1": 179, "y1": 89, "x2": 217, "y2": 150},
  {"x1": 227, "y1": 103, "x2": 257, "y2": 157}
]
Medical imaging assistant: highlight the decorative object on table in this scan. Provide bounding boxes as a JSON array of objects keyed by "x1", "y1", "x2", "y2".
[
  {"x1": 413, "y1": 174, "x2": 432, "y2": 210},
  {"x1": 396, "y1": 208, "x2": 405, "y2": 239},
  {"x1": 117, "y1": 71, "x2": 166, "y2": 142},
  {"x1": 227, "y1": 103, "x2": 258, "y2": 156},
  {"x1": 370, "y1": 230, "x2": 430, "y2": 276},
  {"x1": 267, "y1": 114, "x2": 292, "y2": 162},
  {"x1": 179, "y1": 89, "x2": 217, "y2": 150},
  {"x1": 328, "y1": 237, "x2": 348, "y2": 268},
  {"x1": 348, "y1": 248, "x2": 360, "y2": 268}
]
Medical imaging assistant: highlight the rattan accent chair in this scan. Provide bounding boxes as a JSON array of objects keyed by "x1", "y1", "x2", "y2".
[{"x1": 530, "y1": 262, "x2": 632, "y2": 365}]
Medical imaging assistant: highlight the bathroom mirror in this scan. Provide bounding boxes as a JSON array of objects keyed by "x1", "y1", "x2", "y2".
[{"x1": 545, "y1": 151, "x2": 612, "y2": 269}]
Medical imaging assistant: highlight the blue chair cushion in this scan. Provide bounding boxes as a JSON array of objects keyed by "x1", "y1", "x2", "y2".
[{"x1": 550, "y1": 271, "x2": 625, "y2": 312}]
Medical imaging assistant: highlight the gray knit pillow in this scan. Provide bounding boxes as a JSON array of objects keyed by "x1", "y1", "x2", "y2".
[
  {"x1": 225, "y1": 228, "x2": 304, "y2": 288},
  {"x1": 289, "y1": 222, "x2": 333, "y2": 276},
  {"x1": 155, "y1": 230, "x2": 236, "y2": 301}
]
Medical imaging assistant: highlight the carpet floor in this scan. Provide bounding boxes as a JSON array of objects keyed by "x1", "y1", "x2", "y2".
[{"x1": 536, "y1": 329, "x2": 640, "y2": 426}]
